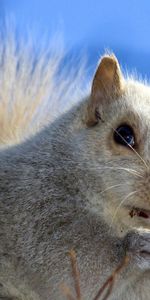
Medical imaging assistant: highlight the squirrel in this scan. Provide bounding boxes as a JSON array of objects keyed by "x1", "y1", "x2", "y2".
[{"x1": 0, "y1": 48, "x2": 150, "y2": 300}]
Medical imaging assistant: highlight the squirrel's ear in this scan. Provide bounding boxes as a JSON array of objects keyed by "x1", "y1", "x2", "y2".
[{"x1": 86, "y1": 54, "x2": 124, "y2": 126}]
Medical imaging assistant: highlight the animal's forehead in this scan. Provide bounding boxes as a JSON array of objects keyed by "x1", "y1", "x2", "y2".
[
  {"x1": 112, "y1": 80, "x2": 150, "y2": 120},
  {"x1": 125, "y1": 80, "x2": 150, "y2": 109},
  {"x1": 105, "y1": 80, "x2": 150, "y2": 130}
]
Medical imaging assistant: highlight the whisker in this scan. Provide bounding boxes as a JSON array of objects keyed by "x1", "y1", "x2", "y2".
[
  {"x1": 110, "y1": 122, "x2": 148, "y2": 170},
  {"x1": 116, "y1": 168, "x2": 142, "y2": 178},
  {"x1": 60, "y1": 156, "x2": 143, "y2": 178},
  {"x1": 128, "y1": 192, "x2": 144, "y2": 210},
  {"x1": 99, "y1": 183, "x2": 131, "y2": 195},
  {"x1": 110, "y1": 190, "x2": 138, "y2": 228},
  {"x1": 96, "y1": 115, "x2": 149, "y2": 170},
  {"x1": 88, "y1": 166, "x2": 142, "y2": 178}
]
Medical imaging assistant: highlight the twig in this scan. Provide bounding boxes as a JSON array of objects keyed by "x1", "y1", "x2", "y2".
[
  {"x1": 68, "y1": 249, "x2": 82, "y2": 300},
  {"x1": 100, "y1": 282, "x2": 114, "y2": 300},
  {"x1": 92, "y1": 255, "x2": 130, "y2": 300},
  {"x1": 62, "y1": 251, "x2": 129, "y2": 300}
]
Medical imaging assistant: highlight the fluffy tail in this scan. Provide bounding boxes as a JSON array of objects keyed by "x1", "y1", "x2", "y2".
[{"x1": 0, "y1": 24, "x2": 88, "y2": 148}]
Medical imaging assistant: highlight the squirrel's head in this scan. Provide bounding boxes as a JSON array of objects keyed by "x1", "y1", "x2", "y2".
[{"x1": 79, "y1": 54, "x2": 150, "y2": 237}]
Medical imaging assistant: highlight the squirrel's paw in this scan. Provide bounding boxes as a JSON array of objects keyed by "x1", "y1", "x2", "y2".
[{"x1": 124, "y1": 229, "x2": 150, "y2": 270}]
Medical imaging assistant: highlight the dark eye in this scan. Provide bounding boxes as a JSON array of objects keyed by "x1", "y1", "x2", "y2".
[{"x1": 114, "y1": 124, "x2": 135, "y2": 147}]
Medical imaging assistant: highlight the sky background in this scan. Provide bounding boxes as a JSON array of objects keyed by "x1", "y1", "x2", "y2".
[{"x1": 1, "y1": 0, "x2": 150, "y2": 78}]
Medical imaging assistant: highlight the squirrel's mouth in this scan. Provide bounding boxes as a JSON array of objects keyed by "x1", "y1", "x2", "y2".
[{"x1": 129, "y1": 207, "x2": 150, "y2": 219}]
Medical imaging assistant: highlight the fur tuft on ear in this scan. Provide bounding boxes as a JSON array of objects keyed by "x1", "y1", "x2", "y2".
[{"x1": 86, "y1": 54, "x2": 124, "y2": 126}]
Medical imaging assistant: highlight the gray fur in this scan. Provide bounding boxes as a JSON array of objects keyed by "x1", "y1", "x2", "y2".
[{"x1": 1, "y1": 67, "x2": 150, "y2": 299}]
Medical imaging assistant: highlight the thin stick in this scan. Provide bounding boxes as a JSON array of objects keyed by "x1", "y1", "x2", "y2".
[
  {"x1": 68, "y1": 249, "x2": 82, "y2": 300},
  {"x1": 93, "y1": 255, "x2": 130, "y2": 300},
  {"x1": 101, "y1": 282, "x2": 114, "y2": 300}
]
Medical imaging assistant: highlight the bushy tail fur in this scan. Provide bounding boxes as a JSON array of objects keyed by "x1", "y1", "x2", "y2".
[{"x1": 0, "y1": 23, "x2": 89, "y2": 147}]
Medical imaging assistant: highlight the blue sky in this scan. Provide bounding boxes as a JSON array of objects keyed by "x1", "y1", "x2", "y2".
[{"x1": 1, "y1": 0, "x2": 150, "y2": 77}]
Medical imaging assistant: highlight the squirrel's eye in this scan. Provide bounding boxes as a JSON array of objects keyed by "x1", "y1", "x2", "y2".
[{"x1": 114, "y1": 125, "x2": 135, "y2": 147}]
